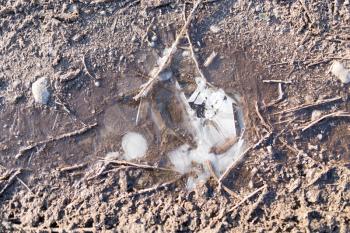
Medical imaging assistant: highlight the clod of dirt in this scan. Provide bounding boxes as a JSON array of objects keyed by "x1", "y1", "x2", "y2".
[
  {"x1": 330, "y1": 61, "x2": 350, "y2": 84},
  {"x1": 31, "y1": 77, "x2": 50, "y2": 105},
  {"x1": 122, "y1": 132, "x2": 148, "y2": 160}
]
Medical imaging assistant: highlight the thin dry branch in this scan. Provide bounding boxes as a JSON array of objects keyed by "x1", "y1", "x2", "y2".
[
  {"x1": 263, "y1": 79, "x2": 292, "y2": 84},
  {"x1": 119, "y1": 175, "x2": 184, "y2": 199},
  {"x1": 265, "y1": 83, "x2": 285, "y2": 107},
  {"x1": 300, "y1": 111, "x2": 350, "y2": 132},
  {"x1": 186, "y1": 31, "x2": 208, "y2": 82},
  {"x1": 82, "y1": 53, "x2": 97, "y2": 80},
  {"x1": 219, "y1": 132, "x2": 272, "y2": 182},
  {"x1": 205, "y1": 160, "x2": 241, "y2": 200},
  {"x1": 16, "y1": 177, "x2": 34, "y2": 195},
  {"x1": 210, "y1": 136, "x2": 238, "y2": 155},
  {"x1": 133, "y1": 0, "x2": 204, "y2": 100},
  {"x1": 16, "y1": 123, "x2": 98, "y2": 159},
  {"x1": 230, "y1": 185, "x2": 267, "y2": 211},
  {"x1": 59, "y1": 163, "x2": 88, "y2": 173},
  {"x1": 0, "y1": 169, "x2": 22, "y2": 197},
  {"x1": 255, "y1": 101, "x2": 272, "y2": 132},
  {"x1": 104, "y1": 159, "x2": 175, "y2": 173},
  {"x1": 273, "y1": 96, "x2": 342, "y2": 115}
]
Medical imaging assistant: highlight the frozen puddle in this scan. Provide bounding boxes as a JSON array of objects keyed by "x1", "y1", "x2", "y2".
[
  {"x1": 112, "y1": 75, "x2": 245, "y2": 189},
  {"x1": 169, "y1": 77, "x2": 245, "y2": 189}
]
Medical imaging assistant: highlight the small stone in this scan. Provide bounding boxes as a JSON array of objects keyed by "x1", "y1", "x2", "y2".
[
  {"x1": 317, "y1": 134, "x2": 323, "y2": 140},
  {"x1": 159, "y1": 70, "x2": 172, "y2": 81},
  {"x1": 209, "y1": 25, "x2": 221, "y2": 33},
  {"x1": 330, "y1": 61, "x2": 350, "y2": 84},
  {"x1": 288, "y1": 178, "x2": 301, "y2": 193},
  {"x1": 150, "y1": 41, "x2": 156, "y2": 48},
  {"x1": 151, "y1": 35, "x2": 158, "y2": 42},
  {"x1": 32, "y1": 77, "x2": 50, "y2": 105},
  {"x1": 251, "y1": 167, "x2": 258, "y2": 176},
  {"x1": 311, "y1": 110, "x2": 322, "y2": 121},
  {"x1": 306, "y1": 189, "x2": 321, "y2": 203},
  {"x1": 94, "y1": 81, "x2": 100, "y2": 87}
]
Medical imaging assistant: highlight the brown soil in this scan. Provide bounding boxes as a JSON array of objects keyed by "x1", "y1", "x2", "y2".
[{"x1": 1, "y1": 0, "x2": 350, "y2": 232}]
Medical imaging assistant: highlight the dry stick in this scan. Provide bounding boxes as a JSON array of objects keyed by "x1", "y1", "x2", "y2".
[
  {"x1": 103, "y1": 159, "x2": 176, "y2": 173},
  {"x1": 120, "y1": 176, "x2": 184, "y2": 199},
  {"x1": 255, "y1": 101, "x2": 272, "y2": 132},
  {"x1": 265, "y1": 83, "x2": 285, "y2": 107},
  {"x1": 0, "y1": 169, "x2": 21, "y2": 197},
  {"x1": 16, "y1": 177, "x2": 34, "y2": 195},
  {"x1": 59, "y1": 163, "x2": 87, "y2": 173},
  {"x1": 82, "y1": 53, "x2": 96, "y2": 80},
  {"x1": 219, "y1": 132, "x2": 272, "y2": 182},
  {"x1": 205, "y1": 160, "x2": 241, "y2": 200},
  {"x1": 186, "y1": 31, "x2": 209, "y2": 83},
  {"x1": 15, "y1": 123, "x2": 98, "y2": 159},
  {"x1": 229, "y1": 185, "x2": 267, "y2": 211},
  {"x1": 262, "y1": 79, "x2": 292, "y2": 84},
  {"x1": 273, "y1": 96, "x2": 342, "y2": 115},
  {"x1": 133, "y1": 0, "x2": 204, "y2": 100},
  {"x1": 300, "y1": 111, "x2": 350, "y2": 132}
]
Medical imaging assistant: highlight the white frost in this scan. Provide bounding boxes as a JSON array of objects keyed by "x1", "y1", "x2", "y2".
[
  {"x1": 168, "y1": 77, "x2": 245, "y2": 189},
  {"x1": 122, "y1": 132, "x2": 148, "y2": 161}
]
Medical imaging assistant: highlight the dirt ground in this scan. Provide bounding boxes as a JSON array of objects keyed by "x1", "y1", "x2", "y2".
[{"x1": 1, "y1": 0, "x2": 350, "y2": 232}]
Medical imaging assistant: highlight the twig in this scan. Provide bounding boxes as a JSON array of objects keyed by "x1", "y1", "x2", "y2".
[
  {"x1": 265, "y1": 83, "x2": 285, "y2": 107},
  {"x1": 300, "y1": 111, "x2": 350, "y2": 132},
  {"x1": 103, "y1": 159, "x2": 175, "y2": 173},
  {"x1": 262, "y1": 79, "x2": 292, "y2": 84},
  {"x1": 133, "y1": 0, "x2": 204, "y2": 100},
  {"x1": 273, "y1": 96, "x2": 342, "y2": 115},
  {"x1": 205, "y1": 160, "x2": 241, "y2": 200},
  {"x1": 16, "y1": 177, "x2": 34, "y2": 195},
  {"x1": 230, "y1": 185, "x2": 267, "y2": 211},
  {"x1": 210, "y1": 136, "x2": 238, "y2": 155},
  {"x1": 82, "y1": 52, "x2": 96, "y2": 80},
  {"x1": 219, "y1": 132, "x2": 272, "y2": 182},
  {"x1": 298, "y1": 0, "x2": 315, "y2": 25},
  {"x1": 0, "y1": 169, "x2": 22, "y2": 197},
  {"x1": 15, "y1": 123, "x2": 98, "y2": 159},
  {"x1": 59, "y1": 163, "x2": 87, "y2": 173},
  {"x1": 255, "y1": 101, "x2": 272, "y2": 132},
  {"x1": 142, "y1": 17, "x2": 155, "y2": 42},
  {"x1": 119, "y1": 175, "x2": 184, "y2": 199}
]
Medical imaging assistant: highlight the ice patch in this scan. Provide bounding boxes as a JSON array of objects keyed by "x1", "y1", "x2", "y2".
[{"x1": 168, "y1": 77, "x2": 245, "y2": 188}]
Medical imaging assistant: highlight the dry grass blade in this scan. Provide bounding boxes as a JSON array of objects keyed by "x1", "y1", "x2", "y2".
[
  {"x1": 133, "y1": 0, "x2": 204, "y2": 100},
  {"x1": 230, "y1": 185, "x2": 267, "y2": 211},
  {"x1": 300, "y1": 111, "x2": 350, "y2": 132},
  {"x1": 205, "y1": 160, "x2": 241, "y2": 200},
  {"x1": 102, "y1": 159, "x2": 176, "y2": 173},
  {"x1": 219, "y1": 132, "x2": 272, "y2": 182},
  {"x1": 16, "y1": 123, "x2": 98, "y2": 159},
  {"x1": 263, "y1": 79, "x2": 292, "y2": 84},
  {"x1": 273, "y1": 96, "x2": 342, "y2": 115},
  {"x1": 0, "y1": 169, "x2": 22, "y2": 197},
  {"x1": 59, "y1": 163, "x2": 88, "y2": 173}
]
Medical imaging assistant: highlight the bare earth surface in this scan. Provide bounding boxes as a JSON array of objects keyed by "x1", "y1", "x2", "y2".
[{"x1": 1, "y1": 0, "x2": 350, "y2": 232}]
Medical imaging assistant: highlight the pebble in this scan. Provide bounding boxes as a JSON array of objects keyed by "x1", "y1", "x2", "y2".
[
  {"x1": 151, "y1": 35, "x2": 158, "y2": 42},
  {"x1": 330, "y1": 61, "x2": 350, "y2": 84},
  {"x1": 150, "y1": 41, "x2": 156, "y2": 48},
  {"x1": 306, "y1": 189, "x2": 321, "y2": 203},
  {"x1": 31, "y1": 77, "x2": 50, "y2": 105},
  {"x1": 311, "y1": 110, "x2": 322, "y2": 121},
  {"x1": 94, "y1": 81, "x2": 101, "y2": 87}
]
